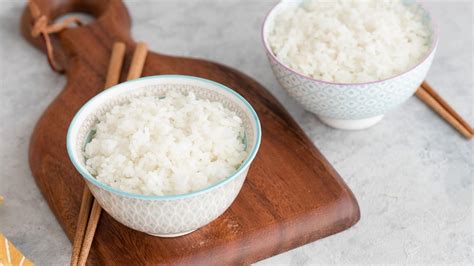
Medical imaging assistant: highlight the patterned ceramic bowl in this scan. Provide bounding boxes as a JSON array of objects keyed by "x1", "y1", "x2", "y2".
[
  {"x1": 67, "y1": 75, "x2": 261, "y2": 237},
  {"x1": 262, "y1": 0, "x2": 438, "y2": 130}
]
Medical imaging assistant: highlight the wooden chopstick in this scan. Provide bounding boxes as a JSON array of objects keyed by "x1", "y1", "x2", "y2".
[
  {"x1": 104, "y1": 43, "x2": 127, "y2": 89},
  {"x1": 415, "y1": 82, "x2": 473, "y2": 139},
  {"x1": 75, "y1": 42, "x2": 148, "y2": 266},
  {"x1": 127, "y1": 42, "x2": 148, "y2": 80},
  {"x1": 70, "y1": 42, "x2": 126, "y2": 266},
  {"x1": 76, "y1": 199, "x2": 101, "y2": 266},
  {"x1": 70, "y1": 188, "x2": 93, "y2": 266},
  {"x1": 421, "y1": 81, "x2": 474, "y2": 135}
]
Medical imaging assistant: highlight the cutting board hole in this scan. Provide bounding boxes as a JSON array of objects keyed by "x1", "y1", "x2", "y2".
[{"x1": 54, "y1": 12, "x2": 95, "y2": 27}]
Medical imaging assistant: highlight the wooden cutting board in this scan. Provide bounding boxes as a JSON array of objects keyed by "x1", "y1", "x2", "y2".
[{"x1": 21, "y1": 0, "x2": 360, "y2": 264}]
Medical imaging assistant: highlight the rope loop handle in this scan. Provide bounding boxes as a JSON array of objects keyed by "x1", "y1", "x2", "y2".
[{"x1": 28, "y1": 0, "x2": 83, "y2": 73}]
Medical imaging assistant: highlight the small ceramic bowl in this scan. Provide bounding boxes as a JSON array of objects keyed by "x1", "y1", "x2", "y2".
[
  {"x1": 67, "y1": 75, "x2": 261, "y2": 237},
  {"x1": 262, "y1": 0, "x2": 438, "y2": 130}
]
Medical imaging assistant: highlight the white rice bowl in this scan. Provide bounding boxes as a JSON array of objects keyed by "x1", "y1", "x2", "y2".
[
  {"x1": 268, "y1": 0, "x2": 432, "y2": 83},
  {"x1": 84, "y1": 91, "x2": 248, "y2": 196}
]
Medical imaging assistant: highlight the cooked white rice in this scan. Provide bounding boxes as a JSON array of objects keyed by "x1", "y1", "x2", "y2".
[
  {"x1": 268, "y1": 0, "x2": 431, "y2": 83},
  {"x1": 84, "y1": 91, "x2": 247, "y2": 196}
]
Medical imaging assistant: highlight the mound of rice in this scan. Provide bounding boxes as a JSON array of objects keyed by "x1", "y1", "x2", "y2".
[
  {"x1": 84, "y1": 91, "x2": 247, "y2": 196},
  {"x1": 268, "y1": 0, "x2": 431, "y2": 83}
]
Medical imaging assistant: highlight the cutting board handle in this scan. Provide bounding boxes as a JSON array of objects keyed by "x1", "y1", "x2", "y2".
[{"x1": 20, "y1": 0, "x2": 133, "y2": 73}]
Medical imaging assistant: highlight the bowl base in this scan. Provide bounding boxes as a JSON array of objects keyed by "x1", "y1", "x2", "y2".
[
  {"x1": 318, "y1": 115, "x2": 384, "y2": 130},
  {"x1": 147, "y1": 229, "x2": 197, "y2": 238}
]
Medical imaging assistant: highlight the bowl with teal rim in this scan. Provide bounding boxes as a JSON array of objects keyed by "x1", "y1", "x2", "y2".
[
  {"x1": 262, "y1": 0, "x2": 438, "y2": 130},
  {"x1": 67, "y1": 75, "x2": 262, "y2": 237}
]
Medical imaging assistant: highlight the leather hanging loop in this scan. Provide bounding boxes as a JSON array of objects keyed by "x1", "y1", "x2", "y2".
[{"x1": 28, "y1": 0, "x2": 83, "y2": 73}]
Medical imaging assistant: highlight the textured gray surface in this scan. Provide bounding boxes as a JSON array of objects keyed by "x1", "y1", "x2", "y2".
[{"x1": 0, "y1": 0, "x2": 472, "y2": 265}]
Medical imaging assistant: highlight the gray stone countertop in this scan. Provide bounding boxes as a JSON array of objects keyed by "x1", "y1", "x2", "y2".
[{"x1": 0, "y1": 0, "x2": 472, "y2": 264}]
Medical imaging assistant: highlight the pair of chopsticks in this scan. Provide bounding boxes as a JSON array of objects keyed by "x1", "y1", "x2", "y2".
[
  {"x1": 70, "y1": 41, "x2": 148, "y2": 266},
  {"x1": 416, "y1": 81, "x2": 473, "y2": 139}
]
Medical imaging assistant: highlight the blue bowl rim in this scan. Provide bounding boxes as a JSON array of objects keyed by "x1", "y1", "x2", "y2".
[{"x1": 66, "y1": 75, "x2": 262, "y2": 201}]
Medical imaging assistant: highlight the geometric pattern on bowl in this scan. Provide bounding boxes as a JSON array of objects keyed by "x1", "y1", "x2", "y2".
[
  {"x1": 261, "y1": 0, "x2": 439, "y2": 125},
  {"x1": 67, "y1": 75, "x2": 261, "y2": 237},
  {"x1": 267, "y1": 51, "x2": 435, "y2": 120},
  {"x1": 87, "y1": 169, "x2": 247, "y2": 236}
]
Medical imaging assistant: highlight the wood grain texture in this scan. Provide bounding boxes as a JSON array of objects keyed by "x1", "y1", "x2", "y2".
[{"x1": 21, "y1": 0, "x2": 360, "y2": 265}]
